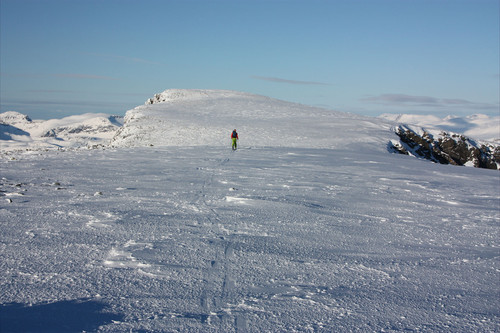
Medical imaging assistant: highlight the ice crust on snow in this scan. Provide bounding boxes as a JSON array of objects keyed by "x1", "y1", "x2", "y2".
[{"x1": 1, "y1": 89, "x2": 499, "y2": 331}]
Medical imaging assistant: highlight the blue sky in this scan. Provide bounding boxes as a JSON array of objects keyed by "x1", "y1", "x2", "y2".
[{"x1": 1, "y1": 0, "x2": 499, "y2": 119}]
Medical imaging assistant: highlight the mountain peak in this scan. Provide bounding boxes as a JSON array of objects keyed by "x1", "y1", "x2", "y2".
[
  {"x1": 0, "y1": 111, "x2": 32, "y2": 124},
  {"x1": 145, "y1": 89, "x2": 251, "y2": 105},
  {"x1": 114, "y1": 89, "x2": 379, "y2": 150}
]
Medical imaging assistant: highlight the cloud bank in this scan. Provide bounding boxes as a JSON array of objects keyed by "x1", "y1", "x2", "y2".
[
  {"x1": 1, "y1": 72, "x2": 118, "y2": 81},
  {"x1": 361, "y1": 94, "x2": 498, "y2": 111},
  {"x1": 252, "y1": 76, "x2": 330, "y2": 86},
  {"x1": 52, "y1": 73, "x2": 118, "y2": 80},
  {"x1": 85, "y1": 53, "x2": 164, "y2": 66}
]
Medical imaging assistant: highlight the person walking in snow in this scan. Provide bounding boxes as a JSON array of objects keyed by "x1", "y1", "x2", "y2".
[{"x1": 231, "y1": 129, "x2": 239, "y2": 150}]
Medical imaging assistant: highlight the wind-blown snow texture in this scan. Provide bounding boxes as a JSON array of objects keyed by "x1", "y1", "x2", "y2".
[{"x1": 1, "y1": 90, "x2": 499, "y2": 332}]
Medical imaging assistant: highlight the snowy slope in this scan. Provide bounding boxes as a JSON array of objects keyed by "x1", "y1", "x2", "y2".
[
  {"x1": 1, "y1": 144, "x2": 498, "y2": 332},
  {"x1": 111, "y1": 89, "x2": 499, "y2": 169},
  {"x1": 111, "y1": 89, "x2": 395, "y2": 151},
  {"x1": 2, "y1": 89, "x2": 498, "y2": 169},
  {"x1": 1, "y1": 89, "x2": 499, "y2": 332}
]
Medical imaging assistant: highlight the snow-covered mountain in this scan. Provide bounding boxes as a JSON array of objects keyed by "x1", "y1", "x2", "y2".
[
  {"x1": 112, "y1": 89, "x2": 393, "y2": 150},
  {"x1": 379, "y1": 113, "x2": 500, "y2": 143},
  {"x1": 0, "y1": 111, "x2": 123, "y2": 154},
  {"x1": 1, "y1": 89, "x2": 499, "y2": 169},
  {"x1": 111, "y1": 89, "x2": 500, "y2": 170},
  {"x1": 1, "y1": 89, "x2": 499, "y2": 331}
]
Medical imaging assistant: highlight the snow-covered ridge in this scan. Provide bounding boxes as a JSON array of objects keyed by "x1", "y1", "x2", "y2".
[
  {"x1": 145, "y1": 89, "x2": 236, "y2": 104},
  {"x1": 113, "y1": 89, "x2": 391, "y2": 149},
  {"x1": 1, "y1": 89, "x2": 499, "y2": 170},
  {"x1": 0, "y1": 111, "x2": 33, "y2": 124},
  {"x1": 0, "y1": 111, "x2": 123, "y2": 155}
]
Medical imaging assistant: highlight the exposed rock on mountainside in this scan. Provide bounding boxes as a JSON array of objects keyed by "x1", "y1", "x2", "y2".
[{"x1": 389, "y1": 125, "x2": 499, "y2": 170}]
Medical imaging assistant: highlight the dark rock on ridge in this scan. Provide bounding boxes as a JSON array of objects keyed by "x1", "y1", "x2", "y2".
[{"x1": 389, "y1": 125, "x2": 499, "y2": 170}]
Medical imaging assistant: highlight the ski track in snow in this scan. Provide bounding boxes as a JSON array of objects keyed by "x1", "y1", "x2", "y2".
[{"x1": 1, "y1": 146, "x2": 499, "y2": 332}]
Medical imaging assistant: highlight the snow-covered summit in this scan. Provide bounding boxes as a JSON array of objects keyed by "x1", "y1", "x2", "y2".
[
  {"x1": 145, "y1": 89, "x2": 244, "y2": 105},
  {"x1": 113, "y1": 89, "x2": 392, "y2": 149},
  {"x1": 2, "y1": 89, "x2": 499, "y2": 169},
  {"x1": 0, "y1": 111, "x2": 33, "y2": 124}
]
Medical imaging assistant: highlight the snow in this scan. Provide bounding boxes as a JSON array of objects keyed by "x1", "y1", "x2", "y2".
[
  {"x1": 111, "y1": 89, "x2": 393, "y2": 150},
  {"x1": 379, "y1": 113, "x2": 500, "y2": 143},
  {"x1": 0, "y1": 111, "x2": 123, "y2": 154},
  {"x1": 1, "y1": 90, "x2": 499, "y2": 332}
]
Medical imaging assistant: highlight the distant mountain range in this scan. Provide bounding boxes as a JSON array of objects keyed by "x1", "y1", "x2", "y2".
[
  {"x1": 1, "y1": 89, "x2": 498, "y2": 169},
  {"x1": 379, "y1": 113, "x2": 499, "y2": 142},
  {"x1": 0, "y1": 111, "x2": 123, "y2": 153}
]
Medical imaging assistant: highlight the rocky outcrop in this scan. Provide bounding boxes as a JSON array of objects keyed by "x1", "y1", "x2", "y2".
[
  {"x1": 145, "y1": 89, "x2": 212, "y2": 105},
  {"x1": 389, "y1": 125, "x2": 499, "y2": 170}
]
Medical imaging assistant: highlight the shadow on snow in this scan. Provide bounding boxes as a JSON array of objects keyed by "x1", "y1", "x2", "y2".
[{"x1": 0, "y1": 298, "x2": 124, "y2": 332}]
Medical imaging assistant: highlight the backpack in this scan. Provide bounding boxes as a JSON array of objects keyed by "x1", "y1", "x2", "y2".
[{"x1": 231, "y1": 131, "x2": 237, "y2": 138}]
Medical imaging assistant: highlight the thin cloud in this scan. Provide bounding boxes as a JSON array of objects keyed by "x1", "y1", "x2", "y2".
[
  {"x1": 25, "y1": 89, "x2": 149, "y2": 97},
  {"x1": 1, "y1": 72, "x2": 47, "y2": 79},
  {"x1": 441, "y1": 98, "x2": 476, "y2": 105},
  {"x1": 26, "y1": 89, "x2": 79, "y2": 94},
  {"x1": 85, "y1": 52, "x2": 164, "y2": 66},
  {"x1": 52, "y1": 73, "x2": 118, "y2": 80},
  {"x1": 362, "y1": 94, "x2": 439, "y2": 105},
  {"x1": 361, "y1": 94, "x2": 498, "y2": 110},
  {"x1": 1, "y1": 72, "x2": 118, "y2": 80},
  {"x1": 252, "y1": 76, "x2": 330, "y2": 86},
  {"x1": 2, "y1": 99, "x2": 127, "y2": 108}
]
